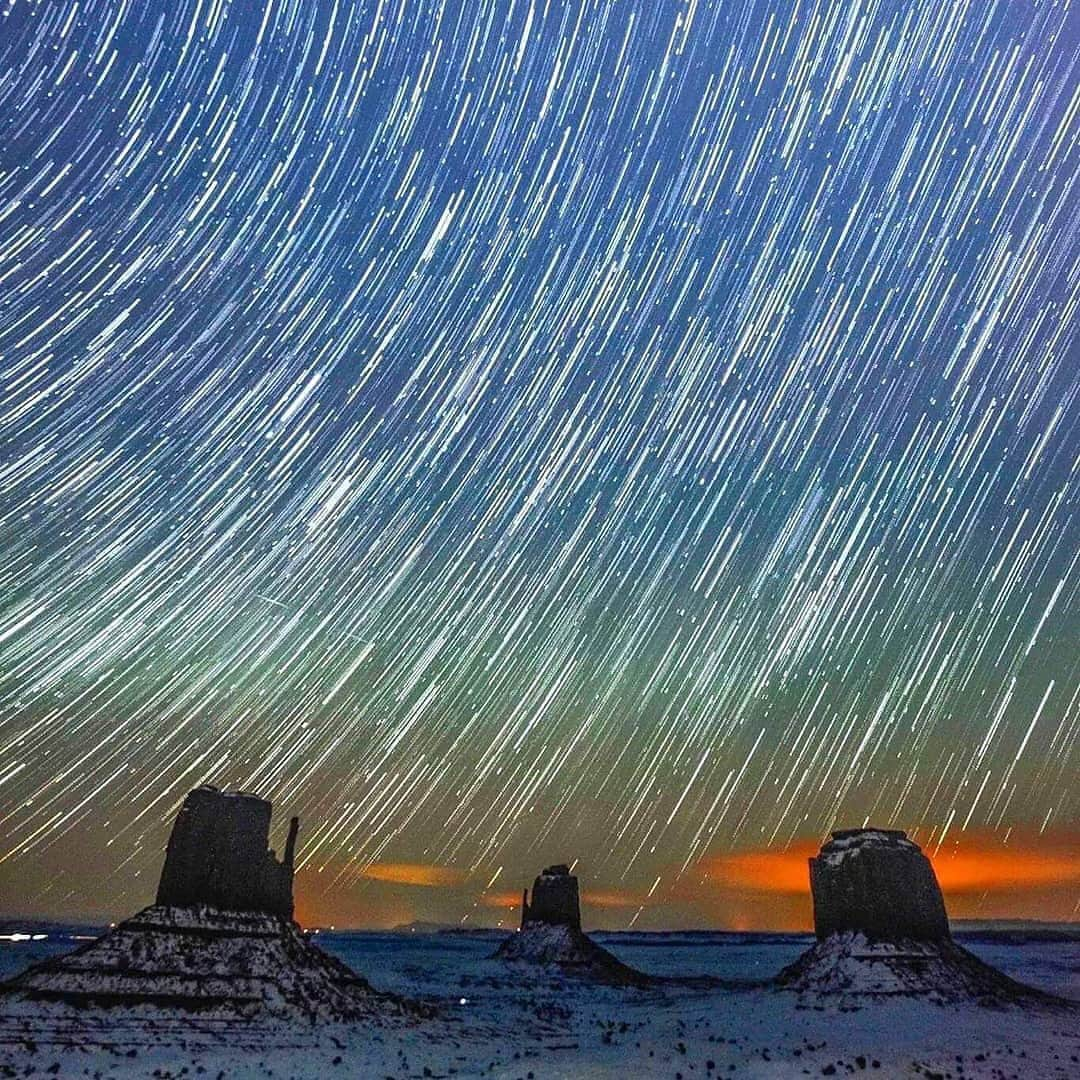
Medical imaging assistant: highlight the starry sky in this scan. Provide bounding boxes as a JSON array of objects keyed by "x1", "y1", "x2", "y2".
[{"x1": 0, "y1": 0, "x2": 1077, "y2": 930}]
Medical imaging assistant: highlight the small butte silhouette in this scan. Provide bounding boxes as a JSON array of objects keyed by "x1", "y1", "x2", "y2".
[{"x1": 494, "y1": 863, "x2": 651, "y2": 986}]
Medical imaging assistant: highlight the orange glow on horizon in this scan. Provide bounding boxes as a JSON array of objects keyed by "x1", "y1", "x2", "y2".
[
  {"x1": 358, "y1": 862, "x2": 467, "y2": 887},
  {"x1": 699, "y1": 842, "x2": 819, "y2": 894},
  {"x1": 294, "y1": 828, "x2": 1079, "y2": 930},
  {"x1": 582, "y1": 889, "x2": 643, "y2": 909},
  {"x1": 931, "y1": 843, "x2": 1080, "y2": 893},
  {"x1": 482, "y1": 891, "x2": 521, "y2": 909},
  {"x1": 697, "y1": 829, "x2": 1080, "y2": 899}
]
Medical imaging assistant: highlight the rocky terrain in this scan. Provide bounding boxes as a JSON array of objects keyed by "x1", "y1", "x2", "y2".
[
  {"x1": 777, "y1": 829, "x2": 1069, "y2": 1008},
  {"x1": 0, "y1": 787, "x2": 422, "y2": 1051},
  {"x1": 1, "y1": 927, "x2": 1077, "y2": 1078},
  {"x1": 2, "y1": 905, "x2": 413, "y2": 1022},
  {"x1": 1, "y1": 812, "x2": 1075, "y2": 1076}
]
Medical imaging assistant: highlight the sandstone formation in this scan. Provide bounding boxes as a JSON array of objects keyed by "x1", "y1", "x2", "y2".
[
  {"x1": 496, "y1": 864, "x2": 648, "y2": 986},
  {"x1": 809, "y1": 829, "x2": 949, "y2": 941},
  {"x1": 778, "y1": 828, "x2": 1064, "y2": 1007},
  {"x1": 1, "y1": 787, "x2": 419, "y2": 1031},
  {"x1": 3, "y1": 906, "x2": 410, "y2": 1022},
  {"x1": 157, "y1": 786, "x2": 297, "y2": 918},
  {"x1": 520, "y1": 864, "x2": 582, "y2": 930}
]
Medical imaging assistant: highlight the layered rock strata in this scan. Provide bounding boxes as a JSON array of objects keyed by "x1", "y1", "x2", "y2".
[{"x1": 1, "y1": 787, "x2": 419, "y2": 1033}]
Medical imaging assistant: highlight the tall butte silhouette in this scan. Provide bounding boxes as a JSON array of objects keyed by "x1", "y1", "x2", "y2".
[{"x1": 2, "y1": 786, "x2": 419, "y2": 1027}]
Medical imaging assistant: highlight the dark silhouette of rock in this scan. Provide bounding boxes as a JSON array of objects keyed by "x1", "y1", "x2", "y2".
[
  {"x1": 156, "y1": 786, "x2": 297, "y2": 919},
  {"x1": 1, "y1": 787, "x2": 423, "y2": 1031},
  {"x1": 520, "y1": 864, "x2": 582, "y2": 930},
  {"x1": 809, "y1": 829, "x2": 949, "y2": 941},
  {"x1": 778, "y1": 828, "x2": 1071, "y2": 1008},
  {"x1": 495, "y1": 864, "x2": 649, "y2": 986}
]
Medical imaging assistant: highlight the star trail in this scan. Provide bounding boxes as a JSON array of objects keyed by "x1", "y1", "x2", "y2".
[{"x1": 0, "y1": 0, "x2": 1077, "y2": 927}]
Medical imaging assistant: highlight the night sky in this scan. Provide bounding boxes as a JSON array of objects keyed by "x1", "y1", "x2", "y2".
[{"x1": 0, "y1": 0, "x2": 1077, "y2": 930}]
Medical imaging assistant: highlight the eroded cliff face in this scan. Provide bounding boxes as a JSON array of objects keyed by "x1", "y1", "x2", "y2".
[
  {"x1": 155, "y1": 786, "x2": 297, "y2": 919},
  {"x1": 779, "y1": 828, "x2": 1065, "y2": 1007},
  {"x1": 1, "y1": 787, "x2": 422, "y2": 1028},
  {"x1": 809, "y1": 829, "x2": 949, "y2": 942},
  {"x1": 520, "y1": 865, "x2": 582, "y2": 931}
]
